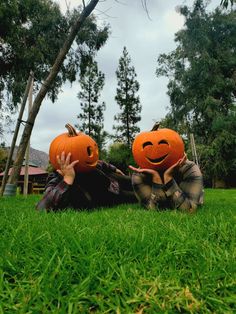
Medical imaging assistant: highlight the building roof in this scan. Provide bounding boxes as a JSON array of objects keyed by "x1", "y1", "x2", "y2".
[{"x1": 0, "y1": 166, "x2": 48, "y2": 176}]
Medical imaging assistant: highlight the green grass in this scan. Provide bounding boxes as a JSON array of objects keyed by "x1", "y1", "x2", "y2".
[{"x1": 0, "y1": 189, "x2": 236, "y2": 313}]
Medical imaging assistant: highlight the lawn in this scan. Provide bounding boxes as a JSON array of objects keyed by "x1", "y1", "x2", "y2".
[{"x1": 0, "y1": 189, "x2": 236, "y2": 313}]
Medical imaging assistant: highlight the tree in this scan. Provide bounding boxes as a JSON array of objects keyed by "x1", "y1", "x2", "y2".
[
  {"x1": 76, "y1": 58, "x2": 107, "y2": 149},
  {"x1": 113, "y1": 47, "x2": 142, "y2": 147},
  {"x1": 0, "y1": 144, "x2": 8, "y2": 173},
  {"x1": 156, "y1": 0, "x2": 236, "y2": 186},
  {"x1": 2, "y1": 0, "x2": 101, "y2": 194},
  {"x1": 106, "y1": 142, "x2": 135, "y2": 175},
  {"x1": 0, "y1": 0, "x2": 109, "y2": 137},
  {"x1": 220, "y1": 0, "x2": 235, "y2": 8}
]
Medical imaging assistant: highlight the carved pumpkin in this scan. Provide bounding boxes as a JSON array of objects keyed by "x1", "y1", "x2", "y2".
[
  {"x1": 132, "y1": 125, "x2": 184, "y2": 171},
  {"x1": 49, "y1": 124, "x2": 99, "y2": 173}
]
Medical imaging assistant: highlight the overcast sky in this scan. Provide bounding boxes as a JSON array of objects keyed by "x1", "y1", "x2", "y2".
[{"x1": 10, "y1": 0, "x2": 219, "y2": 153}]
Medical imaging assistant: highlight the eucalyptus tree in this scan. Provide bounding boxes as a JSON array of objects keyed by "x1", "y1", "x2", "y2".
[
  {"x1": 156, "y1": 0, "x2": 236, "y2": 185},
  {"x1": 3, "y1": 0, "x2": 102, "y2": 191},
  {"x1": 0, "y1": 0, "x2": 109, "y2": 136}
]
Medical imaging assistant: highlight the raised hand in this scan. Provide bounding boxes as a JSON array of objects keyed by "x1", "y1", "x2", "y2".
[
  {"x1": 56, "y1": 152, "x2": 79, "y2": 185},
  {"x1": 129, "y1": 165, "x2": 163, "y2": 184},
  {"x1": 164, "y1": 153, "x2": 187, "y2": 184}
]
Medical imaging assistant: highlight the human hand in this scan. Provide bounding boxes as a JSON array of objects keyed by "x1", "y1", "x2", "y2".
[
  {"x1": 129, "y1": 165, "x2": 163, "y2": 184},
  {"x1": 116, "y1": 168, "x2": 125, "y2": 176},
  {"x1": 164, "y1": 153, "x2": 187, "y2": 184},
  {"x1": 56, "y1": 151, "x2": 79, "y2": 185}
]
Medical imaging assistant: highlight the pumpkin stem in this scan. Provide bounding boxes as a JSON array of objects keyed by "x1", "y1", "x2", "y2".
[
  {"x1": 65, "y1": 123, "x2": 77, "y2": 137},
  {"x1": 151, "y1": 122, "x2": 160, "y2": 131}
]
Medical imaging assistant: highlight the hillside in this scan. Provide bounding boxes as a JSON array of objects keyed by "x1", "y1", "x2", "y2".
[{"x1": 10, "y1": 146, "x2": 49, "y2": 170}]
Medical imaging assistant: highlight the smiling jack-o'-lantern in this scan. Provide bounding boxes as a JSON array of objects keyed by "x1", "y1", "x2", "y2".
[
  {"x1": 132, "y1": 124, "x2": 184, "y2": 171},
  {"x1": 49, "y1": 123, "x2": 99, "y2": 173}
]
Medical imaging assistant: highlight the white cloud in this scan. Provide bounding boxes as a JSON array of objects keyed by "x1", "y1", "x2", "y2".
[{"x1": 162, "y1": 10, "x2": 185, "y2": 33}]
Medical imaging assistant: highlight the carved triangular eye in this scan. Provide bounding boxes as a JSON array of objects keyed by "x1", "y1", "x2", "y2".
[
  {"x1": 158, "y1": 140, "x2": 169, "y2": 145},
  {"x1": 142, "y1": 141, "x2": 153, "y2": 149}
]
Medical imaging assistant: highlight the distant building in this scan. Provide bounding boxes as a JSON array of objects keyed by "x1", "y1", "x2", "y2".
[{"x1": 0, "y1": 162, "x2": 48, "y2": 194}]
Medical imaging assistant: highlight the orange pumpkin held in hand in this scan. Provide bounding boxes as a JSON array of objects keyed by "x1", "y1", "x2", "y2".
[
  {"x1": 132, "y1": 124, "x2": 184, "y2": 171},
  {"x1": 49, "y1": 124, "x2": 99, "y2": 173}
]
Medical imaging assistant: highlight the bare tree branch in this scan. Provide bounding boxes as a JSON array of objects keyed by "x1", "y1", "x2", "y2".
[
  {"x1": 141, "y1": 0, "x2": 152, "y2": 20},
  {"x1": 64, "y1": 0, "x2": 70, "y2": 11}
]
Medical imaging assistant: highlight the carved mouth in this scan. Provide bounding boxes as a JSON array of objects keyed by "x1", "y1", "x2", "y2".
[
  {"x1": 146, "y1": 153, "x2": 168, "y2": 164},
  {"x1": 86, "y1": 161, "x2": 97, "y2": 167}
]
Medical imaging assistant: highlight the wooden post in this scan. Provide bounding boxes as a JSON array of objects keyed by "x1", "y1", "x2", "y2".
[
  {"x1": 190, "y1": 133, "x2": 199, "y2": 167},
  {"x1": 0, "y1": 71, "x2": 34, "y2": 196},
  {"x1": 23, "y1": 75, "x2": 34, "y2": 195}
]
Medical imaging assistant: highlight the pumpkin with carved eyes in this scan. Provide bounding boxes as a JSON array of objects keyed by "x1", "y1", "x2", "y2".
[
  {"x1": 49, "y1": 123, "x2": 99, "y2": 173},
  {"x1": 132, "y1": 127, "x2": 184, "y2": 171}
]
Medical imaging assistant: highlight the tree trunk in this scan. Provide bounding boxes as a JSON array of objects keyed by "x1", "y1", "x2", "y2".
[{"x1": 7, "y1": 0, "x2": 99, "y2": 186}]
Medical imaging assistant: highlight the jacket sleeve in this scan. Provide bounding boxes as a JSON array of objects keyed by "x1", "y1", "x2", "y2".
[
  {"x1": 131, "y1": 161, "x2": 204, "y2": 212},
  {"x1": 36, "y1": 172, "x2": 72, "y2": 211},
  {"x1": 97, "y1": 160, "x2": 117, "y2": 173},
  {"x1": 164, "y1": 162, "x2": 204, "y2": 212},
  {"x1": 131, "y1": 173, "x2": 168, "y2": 210}
]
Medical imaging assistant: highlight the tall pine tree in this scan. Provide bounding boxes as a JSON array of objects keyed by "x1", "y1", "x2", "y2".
[
  {"x1": 113, "y1": 47, "x2": 142, "y2": 147},
  {"x1": 76, "y1": 58, "x2": 106, "y2": 149}
]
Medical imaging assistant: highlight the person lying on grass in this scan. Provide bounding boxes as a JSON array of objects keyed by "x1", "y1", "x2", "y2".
[
  {"x1": 36, "y1": 152, "x2": 137, "y2": 212},
  {"x1": 129, "y1": 124, "x2": 204, "y2": 213},
  {"x1": 36, "y1": 124, "x2": 137, "y2": 212}
]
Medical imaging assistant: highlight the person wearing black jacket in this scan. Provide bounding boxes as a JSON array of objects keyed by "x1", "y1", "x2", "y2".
[{"x1": 36, "y1": 152, "x2": 136, "y2": 211}]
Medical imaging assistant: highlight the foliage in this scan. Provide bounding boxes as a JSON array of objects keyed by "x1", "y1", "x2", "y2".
[
  {"x1": 106, "y1": 142, "x2": 135, "y2": 174},
  {"x1": 1, "y1": 189, "x2": 236, "y2": 313},
  {"x1": 46, "y1": 162, "x2": 54, "y2": 174},
  {"x1": 76, "y1": 58, "x2": 107, "y2": 149},
  {"x1": 156, "y1": 0, "x2": 236, "y2": 185},
  {"x1": 220, "y1": 0, "x2": 235, "y2": 8},
  {"x1": 198, "y1": 130, "x2": 236, "y2": 186},
  {"x1": 0, "y1": 0, "x2": 109, "y2": 136},
  {"x1": 0, "y1": 146, "x2": 8, "y2": 172},
  {"x1": 113, "y1": 47, "x2": 142, "y2": 147}
]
